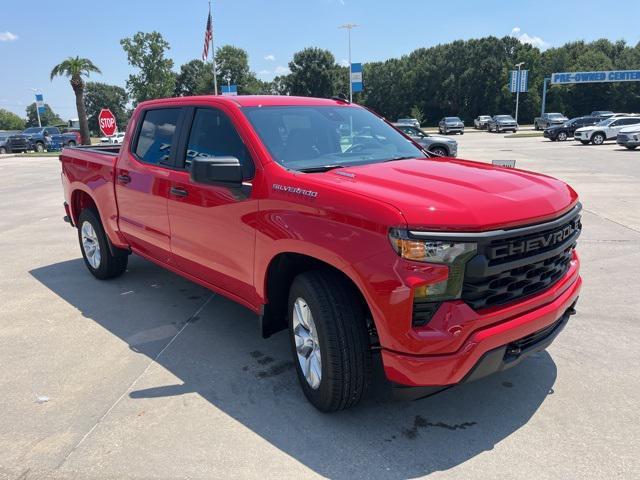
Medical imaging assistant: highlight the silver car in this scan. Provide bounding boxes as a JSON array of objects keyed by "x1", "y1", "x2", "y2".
[
  {"x1": 396, "y1": 118, "x2": 421, "y2": 128},
  {"x1": 393, "y1": 124, "x2": 458, "y2": 157}
]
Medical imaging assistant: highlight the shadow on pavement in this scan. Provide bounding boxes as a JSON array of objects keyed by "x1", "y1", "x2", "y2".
[{"x1": 30, "y1": 256, "x2": 557, "y2": 479}]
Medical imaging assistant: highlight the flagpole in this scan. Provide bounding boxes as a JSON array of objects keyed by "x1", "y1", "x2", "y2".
[{"x1": 210, "y1": 0, "x2": 218, "y2": 95}]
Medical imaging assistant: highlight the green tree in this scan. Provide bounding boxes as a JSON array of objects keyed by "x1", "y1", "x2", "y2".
[
  {"x1": 175, "y1": 59, "x2": 214, "y2": 96},
  {"x1": 121, "y1": 31, "x2": 176, "y2": 104},
  {"x1": 84, "y1": 82, "x2": 129, "y2": 134},
  {"x1": 287, "y1": 48, "x2": 339, "y2": 98},
  {"x1": 25, "y1": 103, "x2": 64, "y2": 128},
  {"x1": 50, "y1": 56, "x2": 102, "y2": 144},
  {"x1": 0, "y1": 108, "x2": 25, "y2": 130}
]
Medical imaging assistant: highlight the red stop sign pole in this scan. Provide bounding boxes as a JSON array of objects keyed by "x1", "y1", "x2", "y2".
[{"x1": 98, "y1": 108, "x2": 117, "y2": 137}]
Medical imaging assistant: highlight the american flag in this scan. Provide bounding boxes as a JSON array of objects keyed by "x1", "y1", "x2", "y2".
[{"x1": 202, "y1": 7, "x2": 213, "y2": 61}]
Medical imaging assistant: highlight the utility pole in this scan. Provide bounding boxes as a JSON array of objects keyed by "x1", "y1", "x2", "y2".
[
  {"x1": 541, "y1": 77, "x2": 550, "y2": 116},
  {"x1": 515, "y1": 62, "x2": 525, "y2": 123},
  {"x1": 338, "y1": 24, "x2": 358, "y2": 102},
  {"x1": 29, "y1": 88, "x2": 41, "y2": 127}
]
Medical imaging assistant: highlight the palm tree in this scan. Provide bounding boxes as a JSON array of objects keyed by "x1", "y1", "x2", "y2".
[{"x1": 50, "y1": 57, "x2": 101, "y2": 145}]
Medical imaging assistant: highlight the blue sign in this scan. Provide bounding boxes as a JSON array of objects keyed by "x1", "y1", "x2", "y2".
[
  {"x1": 35, "y1": 93, "x2": 45, "y2": 114},
  {"x1": 510, "y1": 70, "x2": 528, "y2": 93},
  {"x1": 351, "y1": 63, "x2": 363, "y2": 93},
  {"x1": 221, "y1": 85, "x2": 238, "y2": 96},
  {"x1": 551, "y1": 70, "x2": 640, "y2": 85}
]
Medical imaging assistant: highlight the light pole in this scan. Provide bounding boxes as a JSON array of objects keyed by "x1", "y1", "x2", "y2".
[
  {"x1": 29, "y1": 88, "x2": 42, "y2": 127},
  {"x1": 514, "y1": 62, "x2": 525, "y2": 123},
  {"x1": 338, "y1": 23, "x2": 359, "y2": 102}
]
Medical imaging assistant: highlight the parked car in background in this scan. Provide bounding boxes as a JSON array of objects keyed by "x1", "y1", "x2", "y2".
[
  {"x1": 543, "y1": 116, "x2": 600, "y2": 141},
  {"x1": 100, "y1": 132, "x2": 126, "y2": 144},
  {"x1": 438, "y1": 117, "x2": 464, "y2": 135},
  {"x1": 5, "y1": 133, "x2": 30, "y2": 153},
  {"x1": 487, "y1": 115, "x2": 519, "y2": 133},
  {"x1": 590, "y1": 111, "x2": 615, "y2": 119},
  {"x1": 473, "y1": 115, "x2": 492, "y2": 129},
  {"x1": 396, "y1": 118, "x2": 421, "y2": 128},
  {"x1": 0, "y1": 131, "x2": 20, "y2": 154},
  {"x1": 574, "y1": 116, "x2": 640, "y2": 145},
  {"x1": 393, "y1": 123, "x2": 458, "y2": 157},
  {"x1": 616, "y1": 125, "x2": 640, "y2": 150},
  {"x1": 8, "y1": 126, "x2": 78, "y2": 152},
  {"x1": 534, "y1": 113, "x2": 568, "y2": 130}
]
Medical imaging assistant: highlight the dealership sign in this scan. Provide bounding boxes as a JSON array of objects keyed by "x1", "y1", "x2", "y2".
[
  {"x1": 98, "y1": 109, "x2": 117, "y2": 137},
  {"x1": 551, "y1": 70, "x2": 640, "y2": 85}
]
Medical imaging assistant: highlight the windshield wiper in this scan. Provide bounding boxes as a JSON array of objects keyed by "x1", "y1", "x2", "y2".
[
  {"x1": 297, "y1": 164, "x2": 345, "y2": 173},
  {"x1": 383, "y1": 155, "x2": 419, "y2": 162}
]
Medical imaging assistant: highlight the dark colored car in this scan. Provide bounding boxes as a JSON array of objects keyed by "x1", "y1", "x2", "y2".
[
  {"x1": 487, "y1": 115, "x2": 519, "y2": 133},
  {"x1": 438, "y1": 117, "x2": 464, "y2": 135},
  {"x1": 534, "y1": 113, "x2": 568, "y2": 130},
  {"x1": 393, "y1": 124, "x2": 458, "y2": 157},
  {"x1": 9, "y1": 126, "x2": 78, "y2": 152},
  {"x1": 6, "y1": 133, "x2": 30, "y2": 153},
  {"x1": 543, "y1": 116, "x2": 601, "y2": 141},
  {"x1": 0, "y1": 131, "x2": 20, "y2": 154}
]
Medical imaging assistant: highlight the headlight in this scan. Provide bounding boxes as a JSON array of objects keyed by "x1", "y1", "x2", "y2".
[{"x1": 389, "y1": 229, "x2": 477, "y2": 301}]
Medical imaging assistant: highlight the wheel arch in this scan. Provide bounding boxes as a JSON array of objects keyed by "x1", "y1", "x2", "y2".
[{"x1": 259, "y1": 251, "x2": 376, "y2": 341}]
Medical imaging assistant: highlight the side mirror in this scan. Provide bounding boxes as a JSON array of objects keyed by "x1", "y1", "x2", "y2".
[{"x1": 190, "y1": 156, "x2": 243, "y2": 188}]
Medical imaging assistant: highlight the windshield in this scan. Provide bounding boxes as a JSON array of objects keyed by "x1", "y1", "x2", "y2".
[
  {"x1": 596, "y1": 118, "x2": 615, "y2": 126},
  {"x1": 548, "y1": 113, "x2": 564, "y2": 118},
  {"x1": 495, "y1": 115, "x2": 514, "y2": 121},
  {"x1": 244, "y1": 106, "x2": 425, "y2": 171},
  {"x1": 480, "y1": 116, "x2": 491, "y2": 120},
  {"x1": 445, "y1": 117, "x2": 462, "y2": 122},
  {"x1": 23, "y1": 127, "x2": 43, "y2": 134}
]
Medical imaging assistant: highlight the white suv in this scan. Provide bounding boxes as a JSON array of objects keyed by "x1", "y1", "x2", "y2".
[{"x1": 574, "y1": 116, "x2": 640, "y2": 145}]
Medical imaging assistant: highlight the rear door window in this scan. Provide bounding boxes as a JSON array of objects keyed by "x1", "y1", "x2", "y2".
[{"x1": 134, "y1": 108, "x2": 181, "y2": 165}]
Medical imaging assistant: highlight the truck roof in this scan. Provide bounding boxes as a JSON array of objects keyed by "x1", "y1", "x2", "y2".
[{"x1": 137, "y1": 95, "x2": 353, "y2": 109}]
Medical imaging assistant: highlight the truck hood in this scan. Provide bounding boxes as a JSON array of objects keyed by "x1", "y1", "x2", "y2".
[{"x1": 312, "y1": 158, "x2": 578, "y2": 231}]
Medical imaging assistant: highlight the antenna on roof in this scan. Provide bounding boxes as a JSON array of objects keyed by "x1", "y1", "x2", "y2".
[{"x1": 332, "y1": 93, "x2": 350, "y2": 103}]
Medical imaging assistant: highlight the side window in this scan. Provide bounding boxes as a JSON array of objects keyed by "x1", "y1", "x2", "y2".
[
  {"x1": 623, "y1": 118, "x2": 640, "y2": 126},
  {"x1": 134, "y1": 108, "x2": 181, "y2": 165},
  {"x1": 185, "y1": 108, "x2": 255, "y2": 179}
]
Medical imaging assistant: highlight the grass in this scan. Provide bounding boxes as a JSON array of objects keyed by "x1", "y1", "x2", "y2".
[
  {"x1": 15, "y1": 151, "x2": 61, "y2": 157},
  {"x1": 504, "y1": 132, "x2": 544, "y2": 138}
]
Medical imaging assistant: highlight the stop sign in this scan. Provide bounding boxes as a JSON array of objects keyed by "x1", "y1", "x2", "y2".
[{"x1": 98, "y1": 108, "x2": 117, "y2": 137}]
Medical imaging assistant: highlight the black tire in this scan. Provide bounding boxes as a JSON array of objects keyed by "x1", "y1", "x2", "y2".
[
  {"x1": 35, "y1": 142, "x2": 45, "y2": 153},
  {"x1": 534, "y1": 122, "x2": 539, "y2": 130},
  {"x1": 0, "y1": 146, "x2": 6, "y2": 154},
  {"x1": 67, "y1": 140, "x2": 76, "y2": 147},
  {"x1": 460, "y1": 131, "x2": 464, "y2": 135},
  {"x1": 430, "y1": 146, "x2": 448, "y2": 157},
  {"x1": 580, "y1": 140, "x2": 590, "y2": 145},
  {"x1": 77, "y1": 209, "x2": 128, "y2": 280},
  {"x1": 626, "y1": 146, "x2": 638, "y2": 150},
  {"x1": 557, "y1": 131, "x2": 568, "y2": 141},
  {"x1": 592, "y1": 133, "x2": 605, "y2": 145},
  {"x1": 288, "y1": 270, "x2": 371, "y2": 412}
]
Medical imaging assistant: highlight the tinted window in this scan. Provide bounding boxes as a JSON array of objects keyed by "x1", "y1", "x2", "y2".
[
  {"x1": 621, "y1": 118, "x2": 640, "y2": 126},
  {"x1": 134, "y1": 108, "x2": 181, "y2": 165},
  {"x1": 185, "y1": 108, "x2": 255, "y2": 179}
]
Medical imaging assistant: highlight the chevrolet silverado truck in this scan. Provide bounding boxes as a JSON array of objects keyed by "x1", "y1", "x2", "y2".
[
  {"x1": 60, "y1": 95, "x2": 582, "y2": 412},
  {"x1": 534, "y1": 113, "x2": 568, "y2": 130}
]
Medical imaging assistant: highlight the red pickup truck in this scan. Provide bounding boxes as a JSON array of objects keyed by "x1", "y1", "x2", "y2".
[{"x1": 60, "y1": 95, "x2": 582, "y2": 411}]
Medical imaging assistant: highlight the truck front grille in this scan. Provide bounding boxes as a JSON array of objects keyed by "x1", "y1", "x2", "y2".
[{"x1": 461, "y1": 207, "x2": 581, "y2": 310}]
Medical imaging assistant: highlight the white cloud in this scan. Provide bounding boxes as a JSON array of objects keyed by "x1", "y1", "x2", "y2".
[
  {"x1": 258, "y1": 69, "x2": 271, "y2": 77},
  {"x1": 340, "y1": 59, "x2": 349, "y2": 67},
  {"x1": 274, "y1": 65, "x2": 290, "y2": 75},
  {"x1": 264, "y1": 54, "x2": 275, "y2": 61},
  {"x1": 0, "y1": 31, "x2": 18, "y2": 42},
  {"x1": 510, "y1": 27, "x2": 549, "y2": 50}
]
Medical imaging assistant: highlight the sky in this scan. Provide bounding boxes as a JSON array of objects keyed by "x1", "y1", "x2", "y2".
[{"x1": 1, "y1": 0, "x2": 639, "y2": 120}]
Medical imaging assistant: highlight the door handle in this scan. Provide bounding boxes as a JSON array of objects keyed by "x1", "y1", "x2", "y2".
[
  {"x1": 117, "y1": 174, "x2": 131, "y2": 184},
  {"x1": 170, "y1": 186, "x2": 188, "y2": 197}
]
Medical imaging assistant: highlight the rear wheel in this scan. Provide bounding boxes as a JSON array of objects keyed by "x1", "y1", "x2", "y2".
[
  {"x1": 0, "y1": 146, "x2": 6, "y2": 154},
  {"x1": 77, "y1": 209, "x2": 128, "y2": 280},
  {"x1": 288, "y1": 270, "x2": 371, "y2": 412},
  {"x1": 67, "y1": 140, "x2": 76, "y2": 147},
  {"x1": 557, "y1": 131, "x2": 568, "y2": 141},
  {"x1": 592, "y1": 133, "x2": 605, "y2": 145}
]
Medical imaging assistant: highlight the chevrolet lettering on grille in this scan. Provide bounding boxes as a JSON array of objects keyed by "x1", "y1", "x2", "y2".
[{"x1": 488, "y1": 220, "x2": 580, "y2": 260}]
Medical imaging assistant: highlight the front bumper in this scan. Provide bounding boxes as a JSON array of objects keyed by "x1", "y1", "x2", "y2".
[
  {"x1": 617, "y1": 137, "x2": 640, "y2": 147},
  {"x1": 381, "y1": 270, "x2": 581, "y2": 387}
]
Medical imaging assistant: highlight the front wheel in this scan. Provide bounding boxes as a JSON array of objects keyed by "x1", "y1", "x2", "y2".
[
  {"x1": 592, "y1": 133, "x2": 605, "y2": 145},
  {"x1": 626, "y1": 146, "x2": 638, "y2": 150},
  {"x1": 77, "y1": 209, "x2": 128, "y2": 280},
  {"x1": 288, "y1": 270, "x2": 372, "y2": 412},
  {"x1": 35, "y1": 142, "x2": 45, "y2": 153},
  {"x1": 430, "y1": 147, "x2": 447, "y2": 157},
  {"x1": 557, "y1": 131, "x2": 568, "y2": 141}
]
